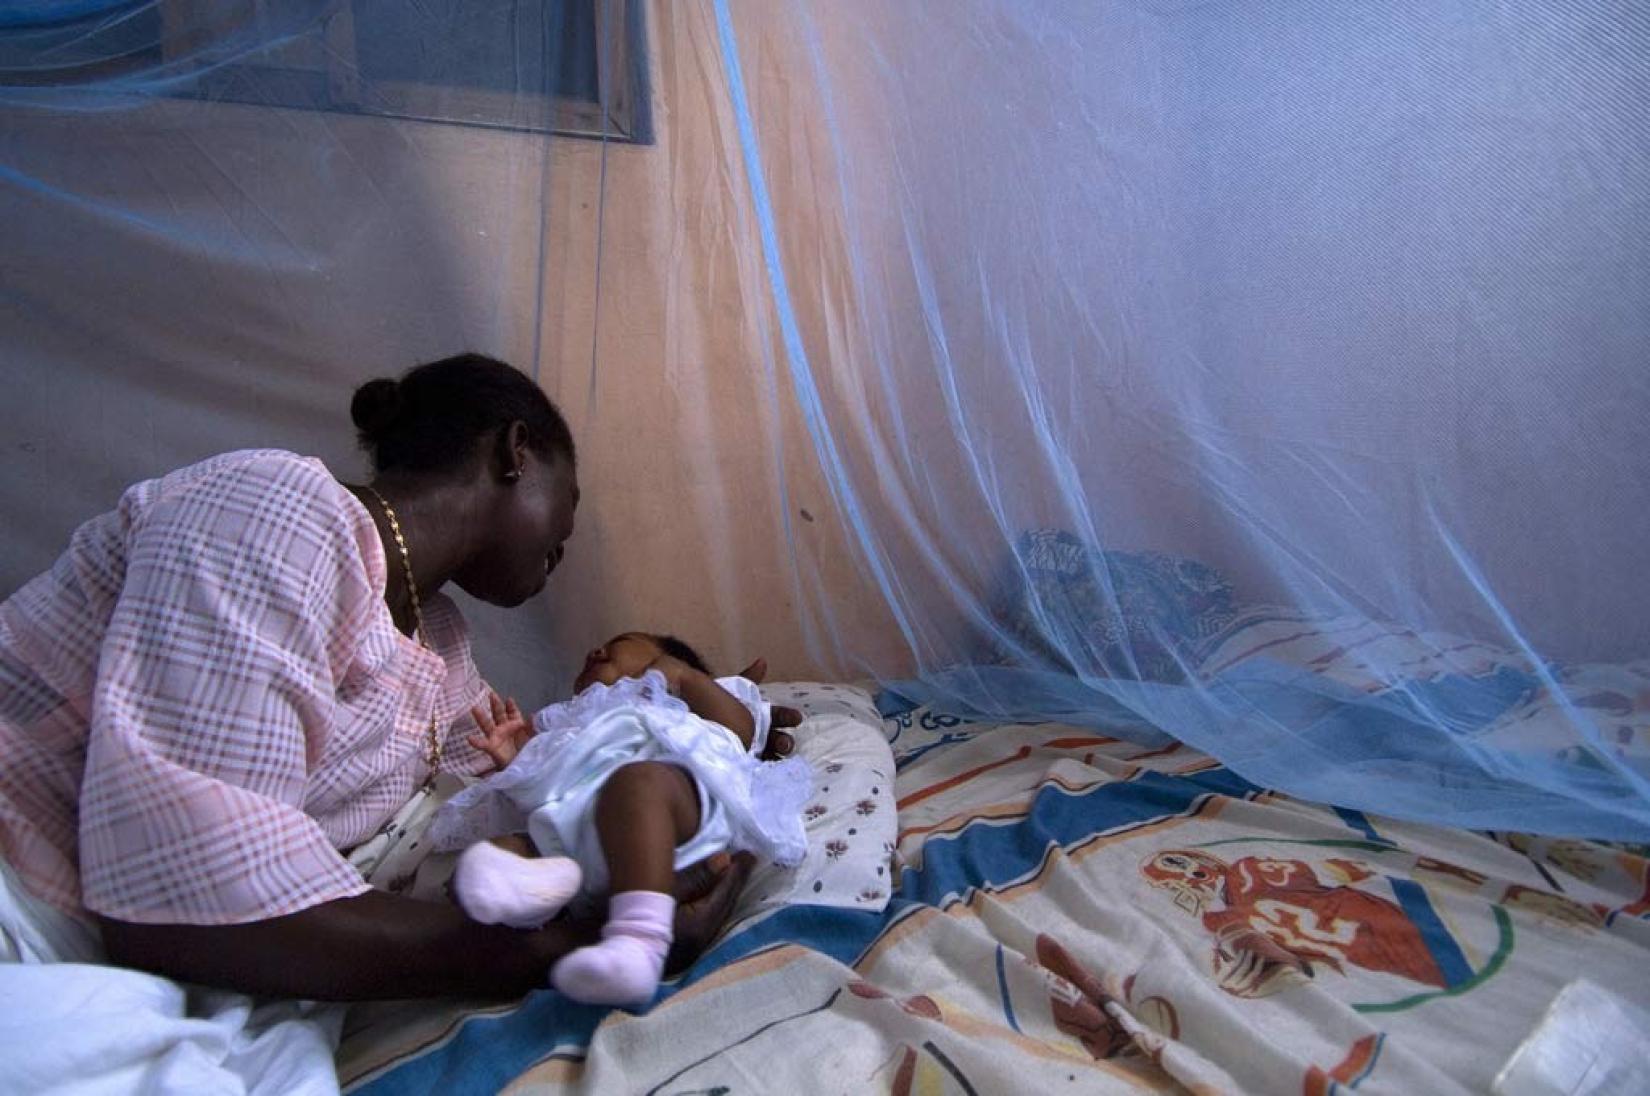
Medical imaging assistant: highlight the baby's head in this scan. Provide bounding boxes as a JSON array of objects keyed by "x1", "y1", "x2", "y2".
[{"x1": 573, "y1": 631, "x2": 710, "y2": 694}]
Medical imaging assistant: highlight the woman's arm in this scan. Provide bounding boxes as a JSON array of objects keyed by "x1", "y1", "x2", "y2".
[
  {"x1": 99, "y1": 891, "x2": 591, "y2": 1001},
  {"x1": 99, "y1": 850, "x2": 754, "y2": 1000}
]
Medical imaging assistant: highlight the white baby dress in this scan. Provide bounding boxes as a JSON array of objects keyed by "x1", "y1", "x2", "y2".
[{"x1": 428, "y1": 671, "x2": 813, "y2": 895}]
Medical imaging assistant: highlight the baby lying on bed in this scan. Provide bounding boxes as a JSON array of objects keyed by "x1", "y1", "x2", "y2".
[{"x1": 428, "y1": 633, "x2": 812, "y2": 1007}]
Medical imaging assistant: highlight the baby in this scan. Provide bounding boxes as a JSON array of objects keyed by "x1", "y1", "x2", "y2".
[{"x1": 429, "y1": 633, "x2": 812, "y2": 1007}]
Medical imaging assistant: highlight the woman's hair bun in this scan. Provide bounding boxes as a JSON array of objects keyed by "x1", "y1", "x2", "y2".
[
  {"x1": 350, "y1": 378, "x2": 403, "y2": 440},
  {"x1": 348, "y1": 354, "x2": 573, "y2": 474}
]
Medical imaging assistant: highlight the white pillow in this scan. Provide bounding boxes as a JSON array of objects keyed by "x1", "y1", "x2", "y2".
[{"x1": 736, "y1": 682, "x2": 897, "y2": 915}]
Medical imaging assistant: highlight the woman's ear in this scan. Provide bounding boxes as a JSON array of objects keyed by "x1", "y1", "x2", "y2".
[{"x1": 495, "y1": 420, "x2": 529, "y2": 483}]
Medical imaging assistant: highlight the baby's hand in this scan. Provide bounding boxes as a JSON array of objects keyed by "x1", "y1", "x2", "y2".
[{"x1": 466, "y1": 691, "x2": 532, "y2": 772}]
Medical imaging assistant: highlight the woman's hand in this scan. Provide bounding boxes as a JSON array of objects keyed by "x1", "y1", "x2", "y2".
[
  {"x1": 664, "y1": 851, "x2": 756, "y2": 974},
  {"x1": 466, "y1": 691, "x2": 533, "y2": 771}
]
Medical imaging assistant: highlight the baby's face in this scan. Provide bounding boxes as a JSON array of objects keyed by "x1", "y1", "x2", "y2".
[{"x1": 573, "y1": 632, "x2": 663, "y2": 693}]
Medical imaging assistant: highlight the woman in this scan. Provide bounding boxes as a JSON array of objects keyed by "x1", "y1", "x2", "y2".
[{"x1": 0, "y1": 353, "x2": 758, "y2": 1000}]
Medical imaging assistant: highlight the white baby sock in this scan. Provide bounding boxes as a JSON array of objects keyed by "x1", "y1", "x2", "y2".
[
  {"x1": 451, "y1": 842, "x2": 582, "y2": 929},
  {"x1": 550, "y1": 890, "x2": 676, "y2": 1007}
]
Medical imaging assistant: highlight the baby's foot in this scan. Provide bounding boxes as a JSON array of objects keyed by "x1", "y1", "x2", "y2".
[
  {"x1": 551, "y1": 933, "x2": 668, "y2": 1007},
  {"x1": 550, "y1": 890, "x2": 675, "y2": 1007},
  {"x1": 451, "y1": 842, "x2": 581, "y2": 929}
]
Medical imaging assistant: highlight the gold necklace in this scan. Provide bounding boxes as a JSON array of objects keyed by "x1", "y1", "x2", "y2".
[{"x1": 362, "y1": 485, "x2": 444, "y2": 776}]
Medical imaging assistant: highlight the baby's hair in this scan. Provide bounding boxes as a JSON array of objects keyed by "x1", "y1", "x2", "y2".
[{"x1": 654, "y1": 634, "x2": 711, "y2": 676}]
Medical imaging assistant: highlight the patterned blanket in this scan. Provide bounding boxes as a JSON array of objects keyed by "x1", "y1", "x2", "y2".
[{"x1": 338, "y1": 688, "x2": 1650, "y2": 1093}]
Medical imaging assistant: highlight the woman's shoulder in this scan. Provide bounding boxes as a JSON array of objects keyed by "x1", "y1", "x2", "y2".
[
  {"x1": 123, "y1": 449, "x2": 360, "y2": 528},
  {"x1": 115, "y1": 450, "x2": 379, "y2": 590},
  {"x1": 144, "y1": 447, "x2": 338, "y2": 497}
]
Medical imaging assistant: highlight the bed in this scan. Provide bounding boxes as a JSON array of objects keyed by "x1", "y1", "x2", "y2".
[{"x1": 332, "y1": 612, "x2": 1650, "y2": 1094}]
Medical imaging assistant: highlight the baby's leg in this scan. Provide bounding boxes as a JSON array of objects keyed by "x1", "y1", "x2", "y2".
[
  {"x1": 596, "y1": 761, "x2": 701, "y2": 894},
  {"x1": 551, "y1": 762, "x2": 701, "y2": 1007},
  {"x1": 492, "y1": 833, "x2": 535, "y2": 856},
  {"x1": 451, "y1": 836, "x2": 583, "y2": 930}
]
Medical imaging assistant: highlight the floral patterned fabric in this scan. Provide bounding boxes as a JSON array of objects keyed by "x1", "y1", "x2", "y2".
[{"x1": 737, "y1": 682, "x2": 896, "y2": 915}]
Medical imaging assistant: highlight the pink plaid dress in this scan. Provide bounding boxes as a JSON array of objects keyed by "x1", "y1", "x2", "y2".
[{"x1": 0, "y1": 450, "x2": 493, "y2": 925}]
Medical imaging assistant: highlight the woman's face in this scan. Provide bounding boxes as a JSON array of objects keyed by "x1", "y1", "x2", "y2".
[
  {"x1": 573, "y1": 633, "x2": 663, "y2": 693},
  {"x1": 455, "y1": 449, "x2": 579, "y2": 607}
]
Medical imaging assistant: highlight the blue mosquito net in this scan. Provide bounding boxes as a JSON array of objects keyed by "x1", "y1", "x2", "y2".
[{"x1": 2, "y1": 1, "x2": 1647, "y2": 839}]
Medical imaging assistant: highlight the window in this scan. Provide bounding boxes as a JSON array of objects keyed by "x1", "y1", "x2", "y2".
[{"x1": 0, "y1": 0, "x2": 653, "y2": 143}]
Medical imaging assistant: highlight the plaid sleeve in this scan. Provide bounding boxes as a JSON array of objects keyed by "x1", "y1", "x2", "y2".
[
  {"x1": 421, "y1": 594, "x2": 496, "y2": 778},
  {"x1": 78, "y1": 455, "x2": 376, "y2": 924},
  {"x1": 438, "y1": 706, "x2": 498, "y2": 777}
]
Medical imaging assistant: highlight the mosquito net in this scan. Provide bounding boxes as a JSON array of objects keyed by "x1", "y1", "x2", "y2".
[{"x1": 2, "y1": 1, "x2": 1646, "y2": 838}]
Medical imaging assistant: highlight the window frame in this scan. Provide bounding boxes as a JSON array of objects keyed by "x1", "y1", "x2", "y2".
[
  {"x1": 1, "y1": 0, "x2": 653, "y2": 144},
  {"x1": 316, "y1": 0, "x2": 652, "y2": 143}
]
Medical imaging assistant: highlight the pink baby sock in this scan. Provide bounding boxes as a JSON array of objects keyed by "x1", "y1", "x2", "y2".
[
  {"x1": 550, "y1": 890, "x2": 676, "y2": 1007},
  {"x1": 451, "y1": 842, "x2": 582, "y2": 929}
]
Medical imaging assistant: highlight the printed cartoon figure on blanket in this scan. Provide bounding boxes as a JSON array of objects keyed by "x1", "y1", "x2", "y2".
[
  {"x1": 428, "y1": 632, "x2": 813, "y2": 1008},
  {"x1": 1035, "y1": 934, "x2": 1181, "y2": 1064},
  {"x1": 1142, "y1": 849, "x2": 1445, "y2": 998}
]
